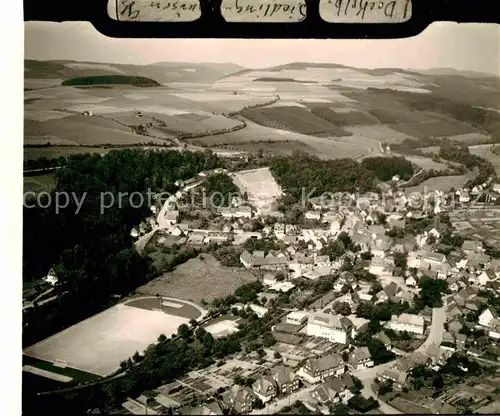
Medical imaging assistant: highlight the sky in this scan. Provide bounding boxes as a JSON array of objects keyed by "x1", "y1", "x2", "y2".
[{"x1": 24, "y1": 21, "x2": 499, "y2": 75}]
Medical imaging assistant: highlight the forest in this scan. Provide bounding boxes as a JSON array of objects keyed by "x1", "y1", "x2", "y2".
[
  {"x1": 61, "y1": 75, "x2": 161, "y2": 87},
  {"x1": 23, "y1": 149, "x2": 224, "y2": 345},
  {"x1": 361, "y1": 156, "x2": 414, "y2": 181},
  {"x1": 269, "y1": 151, "x2": 375, "y2": 203}
]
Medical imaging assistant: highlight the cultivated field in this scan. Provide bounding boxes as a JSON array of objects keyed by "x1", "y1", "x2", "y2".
[
  {"x1": 388, "y1": 120, "x2": 479, "y2": 139},
  {"x1": 233, "y1": 167, "x2": 283, "y2": 212},
  {"x1": 344, "y1": 124, "x2": 414, "y2": 144},
  {"x1": 240, "y1": 106, "x2": 351, "y2": 137},
  {"x1": 23, "y1": 297, "x2": 204, "y2": 377},
  {"x1": 136, "y1": 255, "x2": 256, "y2": 304}
]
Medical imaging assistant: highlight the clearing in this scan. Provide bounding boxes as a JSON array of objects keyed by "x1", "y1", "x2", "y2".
[
  {"x1": 23, "y1": 174, "x2": 56, "y2": 193},
  {"x1": 23, "y1": 297, "x2": 203, "y2": 377},
  {"x1": 232, "y1": 167, "x2": 283, "y2": 212},
  {"x1": 469, "y1": 144, "x2": 500, "y2": 175},
  {"x1": 404, "y1": 170, "x2": 477, "y2": 194},
  {"x1": 136, "y1": 254, "x2": 256, "y2": 304}
]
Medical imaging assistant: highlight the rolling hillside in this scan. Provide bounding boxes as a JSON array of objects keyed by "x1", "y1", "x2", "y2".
[{"x1": 25, "y1": 60, "x2": 245, "y2": 84}]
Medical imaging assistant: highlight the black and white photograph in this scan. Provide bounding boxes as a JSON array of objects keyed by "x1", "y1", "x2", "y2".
[{"x1": 20, "y1": 19, "x2": 500, "y2": 415}]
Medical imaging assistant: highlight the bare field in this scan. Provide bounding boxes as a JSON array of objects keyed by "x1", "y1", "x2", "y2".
[
  {"x1": 23, "y1": 300, "x2": 195, "y2": 377},
  {"x1": 214, "y1": 140, "x2": 316, "y2": 155},
  {"x1": 136, "y1": 255, "x2": 256, "y2": 304}
]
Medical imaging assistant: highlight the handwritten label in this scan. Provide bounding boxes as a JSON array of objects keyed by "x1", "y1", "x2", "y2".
[
  {"x1": 115, "y1": 0, "x2": 201, "y2": 21},
  {"x1": 319, "y1": 0, "x2": 412, "y2": 23},
  {"x1": 221, "y1": 0, "x2": 306, "y2": 22}
]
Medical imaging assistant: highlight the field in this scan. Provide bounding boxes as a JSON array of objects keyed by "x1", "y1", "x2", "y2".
[
  {"x1": 25, "y1": 146, "x2": 112, "y2": 161},
  {"x1": 401, "y1": 155, "x2": 449, "y2": 171},
  {"x1": 232, "y1": 167, "x2": 283, "y2": 212},
  {"x1": 23, "y1": 174, "x2": 56, "y2": 193},
  {"x1": 25, "y1": 60, "x2": 499, "y2": 165},
  {"x1": 404, "y1": 170, "x2": 477, "y2": 194},
  {"x1": 136, "y1": 254, "x2": 256, "y2": 304},
  {"x1": 240, "y1": 106, "x2": 351, "y2": 137},
  {"x1": 344, "y1": 124, "x2": 414, "y2": 144},
  {"x1": 389, "y1": 120, "x2": 479, "y2": 139},
  {"x1": 23, "y1": 297, "x2": 205, "y2": 377},
  {"x1": 469, "y1": 144, "x2": 500, "y2": 175}
]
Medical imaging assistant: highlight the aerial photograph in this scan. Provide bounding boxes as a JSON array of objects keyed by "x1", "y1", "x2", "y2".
[{"x1": 22, "y1": 20, "x2": 500, "y2": 415}]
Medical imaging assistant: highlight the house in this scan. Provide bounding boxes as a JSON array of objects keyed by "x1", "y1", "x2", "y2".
[
  {"x1": 306, "y1": 313, "x2": 352, "y2": 344},
  {"x1": 311, "y1": 376, "x2": 355, "y2": 405},
  {"x1": 252, "y1": 376, "x2": 276, "y2": 403},
  {"x1": 448, "y1": 320, "x2": 463, "y2": 333},
  {"x1": 299, "y1": 354, "x2": 345, "y2": 384},
  {"x1": 305, "y1": 211, "x2": 321, "y2": 221},
  {"x1": 165, "y1": 210, "x2": 179, "y2": 224},
  {"x1": 479, "y1": 307, "x2": 498, "y2": 327},
  {"x1": 286, "y1": 311, "x2": 308, "y2": 326},
  {"x1": 387, "y1": 313, "x2": 425, "y2": 335},
  {"x1": 43, "y1": 268, "x2": 58, "y2": 286},
  {"x1": 462, "y1": 240, "x2": 484, "y2": 254},
  {"x1": 405, "y1": 275, "x2": 417, "y2": 287},
  {"x1": 455, "y1": 333, "x2": 467, "y2": 350},
  {"x1": 187, "y1": 233, "x2": 206, "y2": 245},
  {"x1": 178, "y1": 402, "x2": 224, "y2": 415},
  {"x1": 348, "y1": 347, "x2": 374, "y2": 371},
  {"x1": 271, "y1": 366, "x2": 300, "y2": 395},
  {"x1": 375, "y1": 332, "x2": 392, "y2": 350},
  {"x1": 221, "y1": 385, "x2": 254, "y2": 414},
  {"x1": 240, "y1": 250, "x2": 288, "y2": 271},
  {"x1": 376, "y1": 368, "x2": 408, "y2": 390},
  {"x1": 477, "y1": 269, "x2": 497, "y2": 286}
]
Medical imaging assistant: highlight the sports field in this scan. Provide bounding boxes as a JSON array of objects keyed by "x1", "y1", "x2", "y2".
[
  {"x1": 23, "y1": 297, "x2": 206, "y2": 377},
  {"x1": 233, "y1": 167, "x2": 283, "y2": 212}
]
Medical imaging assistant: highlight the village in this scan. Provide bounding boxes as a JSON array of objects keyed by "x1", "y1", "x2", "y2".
[{"x1": 116, "y1": 166, "x2": 500, "y2": 415}]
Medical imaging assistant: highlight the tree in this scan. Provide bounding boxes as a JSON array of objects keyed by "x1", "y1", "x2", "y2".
[
  {"x1": 158, "y1": 334, "x2": 167, "y2": 343},
  {"x1": 330, "y1": 403, "x2": 350, "y2": 415},
  {"x1": 275, "y1": 272, "x2": 286, "y2": 282},
  {"x1": 333, "y1": 301, "x2": 351, "y2": 316},
  {"x1": 263, "y1": 332, "x2": 277, "y2": 347},
  {"x1": 189, "y1": 318, "x2": 198, "y2": 327},
  {"x1": 274, "y1": 351, "x2": 282, "y2": 359},
  {"x1": 393, "y1": 252, "x2": 408, "y2": 270},
  {"x1": 132, "y1": 351, "x2": 143, "y2": 363},
  {"x1": 177, "y1": 323, "x2": 190, "y2": 340},
  {"x1": 195, "y1": 327, "x2": 207, "y2": 341}
]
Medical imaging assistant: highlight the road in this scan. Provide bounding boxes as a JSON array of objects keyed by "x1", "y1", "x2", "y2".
[
  {"x1": 415, "y1": 302, "x2": 447, "y2": 355},
  {"x1": 251, "y1": 385, "x2": 317, "y2": 415}
]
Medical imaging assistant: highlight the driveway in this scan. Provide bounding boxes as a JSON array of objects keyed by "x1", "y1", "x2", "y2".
[{"x1": 415, "y1": 303, "x2": 447, "y2": 355}]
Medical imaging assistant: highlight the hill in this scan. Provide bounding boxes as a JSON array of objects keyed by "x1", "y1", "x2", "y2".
[
  {"x1": 61, "y1": 75, "x2": 161, "y2": 87},
  {"x1": 25, "y1": 59, "x2": 245, "y2": 84}
]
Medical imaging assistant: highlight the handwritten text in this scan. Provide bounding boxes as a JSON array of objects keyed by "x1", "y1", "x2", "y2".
[
  {"x1": 320, "y1": 0, "x2": 412, "y2": 23},
  {"x1": 116, "y1": 0, "x2": 201, "y2": 21},
  {"x1": 221, "y1": 0, "x2": 306, "y2": 22}
]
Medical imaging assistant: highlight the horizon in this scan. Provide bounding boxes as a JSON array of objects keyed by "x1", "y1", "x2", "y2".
[{"x1": 24, "y1": 21, "x2": 500, "y2": 76}]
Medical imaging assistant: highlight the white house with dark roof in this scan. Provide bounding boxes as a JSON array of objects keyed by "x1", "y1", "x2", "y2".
[
  {"x1": 298, "y1": 354, "x2": 345, "y2": 384},
  {"x1": 348, "y1": 347, "x2": 373, "y2": 371},
  {"x1": 387, "y1": 313, "x2": 425, "y2": 335},
  {"x1": 252, "y1": 376, "x2": 276, "y2": 403},
  {"x1": 306, "y1": 313, "x2": 352, "y2": 344}
]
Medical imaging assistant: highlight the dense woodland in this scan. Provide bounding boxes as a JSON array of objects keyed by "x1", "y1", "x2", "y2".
[
  {"x1": 61, "y1": 75, "x2": 161, "y2": 87},
  {"x1": 361, "y1": 156, "x2": 414, "y2": 181},
  {"x1": 203, "y1": 173, "x2": 240, "y2": 207},
  {"x1": 23, "y1": 149, "x2": 224, "y2": 345},
  {"x1": 269, "y1": 151, "x2": 375, "y2": 203}
]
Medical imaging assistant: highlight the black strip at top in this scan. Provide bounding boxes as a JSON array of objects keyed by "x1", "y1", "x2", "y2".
[{"x1": 24, "y1": 0, "x2": 500, "y2": 39}]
